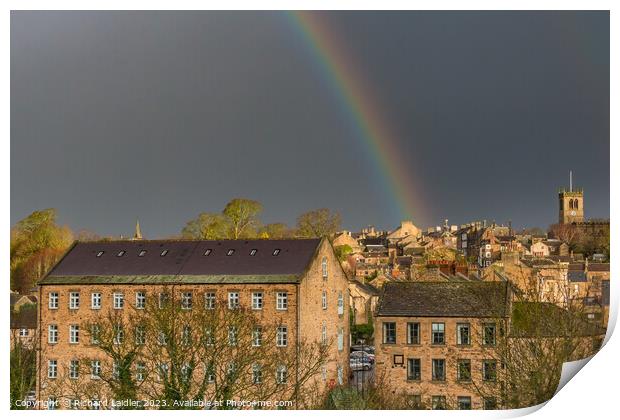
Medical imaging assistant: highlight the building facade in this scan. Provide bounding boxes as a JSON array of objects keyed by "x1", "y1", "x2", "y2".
[{"x1": 36, "y1": 238, "x2": 349, "y2": 409}]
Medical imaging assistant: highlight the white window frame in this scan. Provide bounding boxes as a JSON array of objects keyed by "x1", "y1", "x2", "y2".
[
  {"x1": 322, "y1": 256, "x2": 328, "y2": 278},
  {"x1": 69, "y1": 325, "x2": 79, "y2": 344},
  {"x1": 91, "y1": 360, "x2": 101, "y2": 379},
  {"x1": 19, "y1": 328, "x2": 29, "y2": 337},
  {"x1": 91, "y1": 292, "x2": 102, "y2": 309},
  {"x1": 276, "y1": 365, "x2": 287, "y2": 384},
  {"x1": 136, "y1": 362, "x2": 145, "y2": 381},
  {"x1": 69, "y1": 360, "x2": 79, "y2": 379},
  {"x1": 113, "y1": 292, "x2": 124, "y2": 309},
  {"x1": 47, "y1": 360, "x2": 58, "y2": 379},
  {"x1": 321, "y1": 322, "x2": 327, "y2": 345},
  {"x1": 252, "y1": 326, "x2": 262, "y2": 347},
  {"x1": 69, "y1": 292, "x2": 80, "y2": 310},
  {"x1": 205, "y1": 292, "x2": 216, "y2": 309},
  {"x1": 48, "y1": 292, "x2": 59, "y2": 309},
  {"x1": 181, "y1": 292, "x2": 193, "y2": 310},
  {"x1": 135, "y1": 292, "x2": 146, "y2": 309},
  {"x1": 276, "y1": 292, "x2": 288, "y2": 310},
  {"x1": 337, "y1": 327, "x2": 344, "y2": 351},
  {"x1": 228, "y1": 292, "x2": 240, "y2": 309},
  {"x1": 322, "y1": 291, "x2": 327, "y2": 310},
  {"x1": 48, "y1": 325, "x2": 58, "y2": 344},
  {"x1": 251, "y1": 292, "x2": 263, "y2": 310},
  {"x1": 337, "y1": 291, "x2": 344, "y2": 315},
  {"x1": 276, "y1": 326, "x2": 288, "y2": 347}
]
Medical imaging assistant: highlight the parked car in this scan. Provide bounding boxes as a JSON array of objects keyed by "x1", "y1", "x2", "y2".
[
  {"x1": 350, "y1": 350, "x2": 375, "y2": 363},
  {"x1": 351, "y1": 345, "x2": 375, "y2": 354},
  {"x1": 349, "y1": 356, "x2": 372, "y2": 371}
]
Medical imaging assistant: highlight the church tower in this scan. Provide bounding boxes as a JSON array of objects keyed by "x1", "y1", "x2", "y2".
[{"x1": 559, "y1": 171, "x2": 584, "y2": 224}]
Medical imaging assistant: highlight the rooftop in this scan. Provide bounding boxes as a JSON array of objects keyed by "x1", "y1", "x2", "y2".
[
  {"x1": 376, "y1": 281, "x2": 510, "y2": 318},
  {"x1": 40, "y1": 238, "x2": 323, "y2": 285}
]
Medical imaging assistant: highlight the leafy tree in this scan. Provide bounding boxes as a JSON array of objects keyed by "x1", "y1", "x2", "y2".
[
  {"x1": 11, "y1": 209, "x2": 73, "y2": 292},
  {"x1": 296, "y1": 209, "x2": 341, "y2": 238},
  {"x1": 334, "y1": 245, "x2": 353, "y2": 262},
  {"x1": 222, "y1": 199, "x2": 263, "y2": 239},
  {"x1": 10, "y1": 334, "x2": 37, "y2": 409},
  {"x1": 258, "y1": 223, "x2": 291, "y2": 239},
  {"x1": 181, "y1": 212, "x2": 228, "y2": 239}
]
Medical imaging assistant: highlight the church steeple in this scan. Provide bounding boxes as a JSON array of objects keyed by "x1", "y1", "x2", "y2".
[{"x1": 134, "y1": 219, "x2": 143, "y2": 240}]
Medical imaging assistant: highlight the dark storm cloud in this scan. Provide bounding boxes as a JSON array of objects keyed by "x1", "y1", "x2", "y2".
[{"x1": 11, "y1": 11, "x2": 609, "y2": 237}]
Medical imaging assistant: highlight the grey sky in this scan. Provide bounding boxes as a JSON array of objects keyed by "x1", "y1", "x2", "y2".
[{"x1": 11, "y1": 11, "x2": 609, "y2": 238}]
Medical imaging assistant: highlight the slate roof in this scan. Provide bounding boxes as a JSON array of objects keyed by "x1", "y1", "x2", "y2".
[
  {"x1": 40, "y1": 239, "x2": 322, "y2": 285},
  {"x1": 376, "y1": 281, "x2": 510, "y2": 318},
  {"x1": 10, "y1": 306, "x2": 37, "y2": 330},
  {"x1": 350, "y1": 279, "x2": 380, "y2": 296},
  {"x1": 588, "y1": 263, "x2": 610, "y2": 272}
]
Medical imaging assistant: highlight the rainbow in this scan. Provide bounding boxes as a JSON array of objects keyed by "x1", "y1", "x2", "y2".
[{"x1": 286, "y1": 11, "x2": 428, "y2": 225}]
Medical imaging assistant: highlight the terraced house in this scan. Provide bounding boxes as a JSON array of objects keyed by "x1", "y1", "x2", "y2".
[
  {"x1": 36, "y1": 238, "x2": 349, "y2": 409},
  {"x1": 374, "y1": 281, "x2": 512, "y2": 410}
]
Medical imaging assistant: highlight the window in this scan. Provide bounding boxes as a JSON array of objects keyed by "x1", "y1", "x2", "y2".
[
  {"x1": 250, "y1": 249, "x2": 257, "y2": 256},
  {"x1": 48, "y1": 292, "x2": 59, "y2": 309},
  {"x1": 483, "y1": 397, "x2": 497, "y2": 410},
  {"x1": 483, "y1": 360, "x2": 497, "y2": 381},
  {"x1": 117, "y1": 250, "x2": 126, "y2": 257},
  {"x1": 135, "y1": 291, "x2": 146, "y2": 309},
  {"x1": 91, "y1": 292, "x2": 102, "y2": 309},
  {"x1": 406, "y1": 395, "x2": 422, "y2": 409},
  {"x1": 321, "y1": 322, "x2": 327, "y2": 345},
  {"x1": 19, "y1": 328, "x2": 29, "y2": 337},
  {"x1": 337, "y1": 291, "x2": 344, "y2": 315},
  {"x1": 47, "y1": 397, "x2": 58, "y2": 410},
  {"x1": 158, "y1": 331, "x2": 168, "y2": 346},
  {"x1": 272, "y1": 249, "x2": 281, "y2": 256},
  {"x1": 113, "y1": 292, "x2": 124, "y2": 309},
  {"x1": 252, "y1": 364, "x2": 262, "y2": 384},
  {"x1": 432, "y1": 323, "x2": 445, "y2": 345},
  {"x1": 276, "y1": 326, "x2": 288, "y2": 347},
  {"x1": 457, "y1": 359, "x2": 471, "y2": 381},
  {"x1": 159, "y1": 292, "x2": 170, "y2": 308},
  {"x1": 383, "y1": 322, "x2": 396, "y2": 344},
  {"x1": 204, "y1": 249, "x2": 212, "y2": 256},
  {"x1": 48, "y1": 360, "x2": 58, "y2": 378},
  {"x1": 90, "y1": 324, "x2": 101, "y2": 345},
  {"x1": 158, "y1": 363, "x2": 169, "y2": 381},
  {"x1": 69, "y1": 325, "x2": 79, "y2": 344},
  {"x1": 322, "y1": 291, "x2": 327, "y2": 309},
  {"x1": 138, "y1": 250, "x2": 147, "y2": 257},
  {"x1": 407, "y1": 323, "x2": 420, "y2": 345},
  {"x1": 160, "y1": 249, "x2": 168, "y2": 256},
  {"x1": 432, "y1": 359, "x2": 445, "y2": 381},
  {"x1": 96, "y1": 251, "x2": 104, "y2": 257},
  {"x1": 182, "y1": 325, "x2": 192, "y2": 346},
  {"x1": 205, "y1": 292, "x2": 216, "y2": 309},
  {"x1": 226, "y1": 249, "x2": 235, "y2": 256},
  {"x1": 321, "y1": 366, "x2": 327, "y2": 381},
  {"x1": 431, "y1": 396, "x2": 446, "y2": 410},
  {"x1": 69, "y1": 292, "x2": 80, "y2": 309},
  {"x1": 181, "y1": 292, "x2": 193, "y2": 309},
  {"x1": 228, "y1": 292, "x2": 240, "y2": 309},
  {"x1": 337, "y1": 327, "x2": 344, "y2": 351},
  {"x1": 337, "y1": 365, "x2": 344, "y2": 385},
  {"x1": 483, "y1": 323, "x2": 497, "y2": 346},
  {"x1": 114, "y1": 324, "x2": 124, "y2": 344},
  {"x1": 252, "y1": 326, "x2": 262, "y2": 347},
  {"x1": 48, "y1": 325, "x2": 58, "y2": 344},
  {"x1": 228, "y1": 326, "x2": 238, "y2": 346},
  {"x1": 91, "y1": 360, "x2": 101, "y2": 379},
  {"x1": 407, "y1": 359, "x2": 421, "y2": 380},
  {"x1": 252, "y1": 292, "x2": 263, "y2": 310},
  {"x1": 276, "y1": 365, "x2": 287, "y2": 384},
  {"x1": 322, "y1": 256, "x2": 328, "y2": 278},
  {"x1": 276, "y1": 292, "x2": 288, "y2": 310},
  {"x1": 135, "y1": 325, "x2": 146, "y2": 345},
  {"x1": 457, "y1": 396, "x2": 472, "y2": 410},
  {"x1": 457, "y1": 323, "x2": 470, "y2": 345},
  {"x1": 136, "y1": 362, "x2": 145, "y2": 381}
]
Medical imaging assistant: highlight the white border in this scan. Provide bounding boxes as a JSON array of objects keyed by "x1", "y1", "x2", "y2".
[{"x1": 2, "y1": 2, "x2": 616, "y2": 419}]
